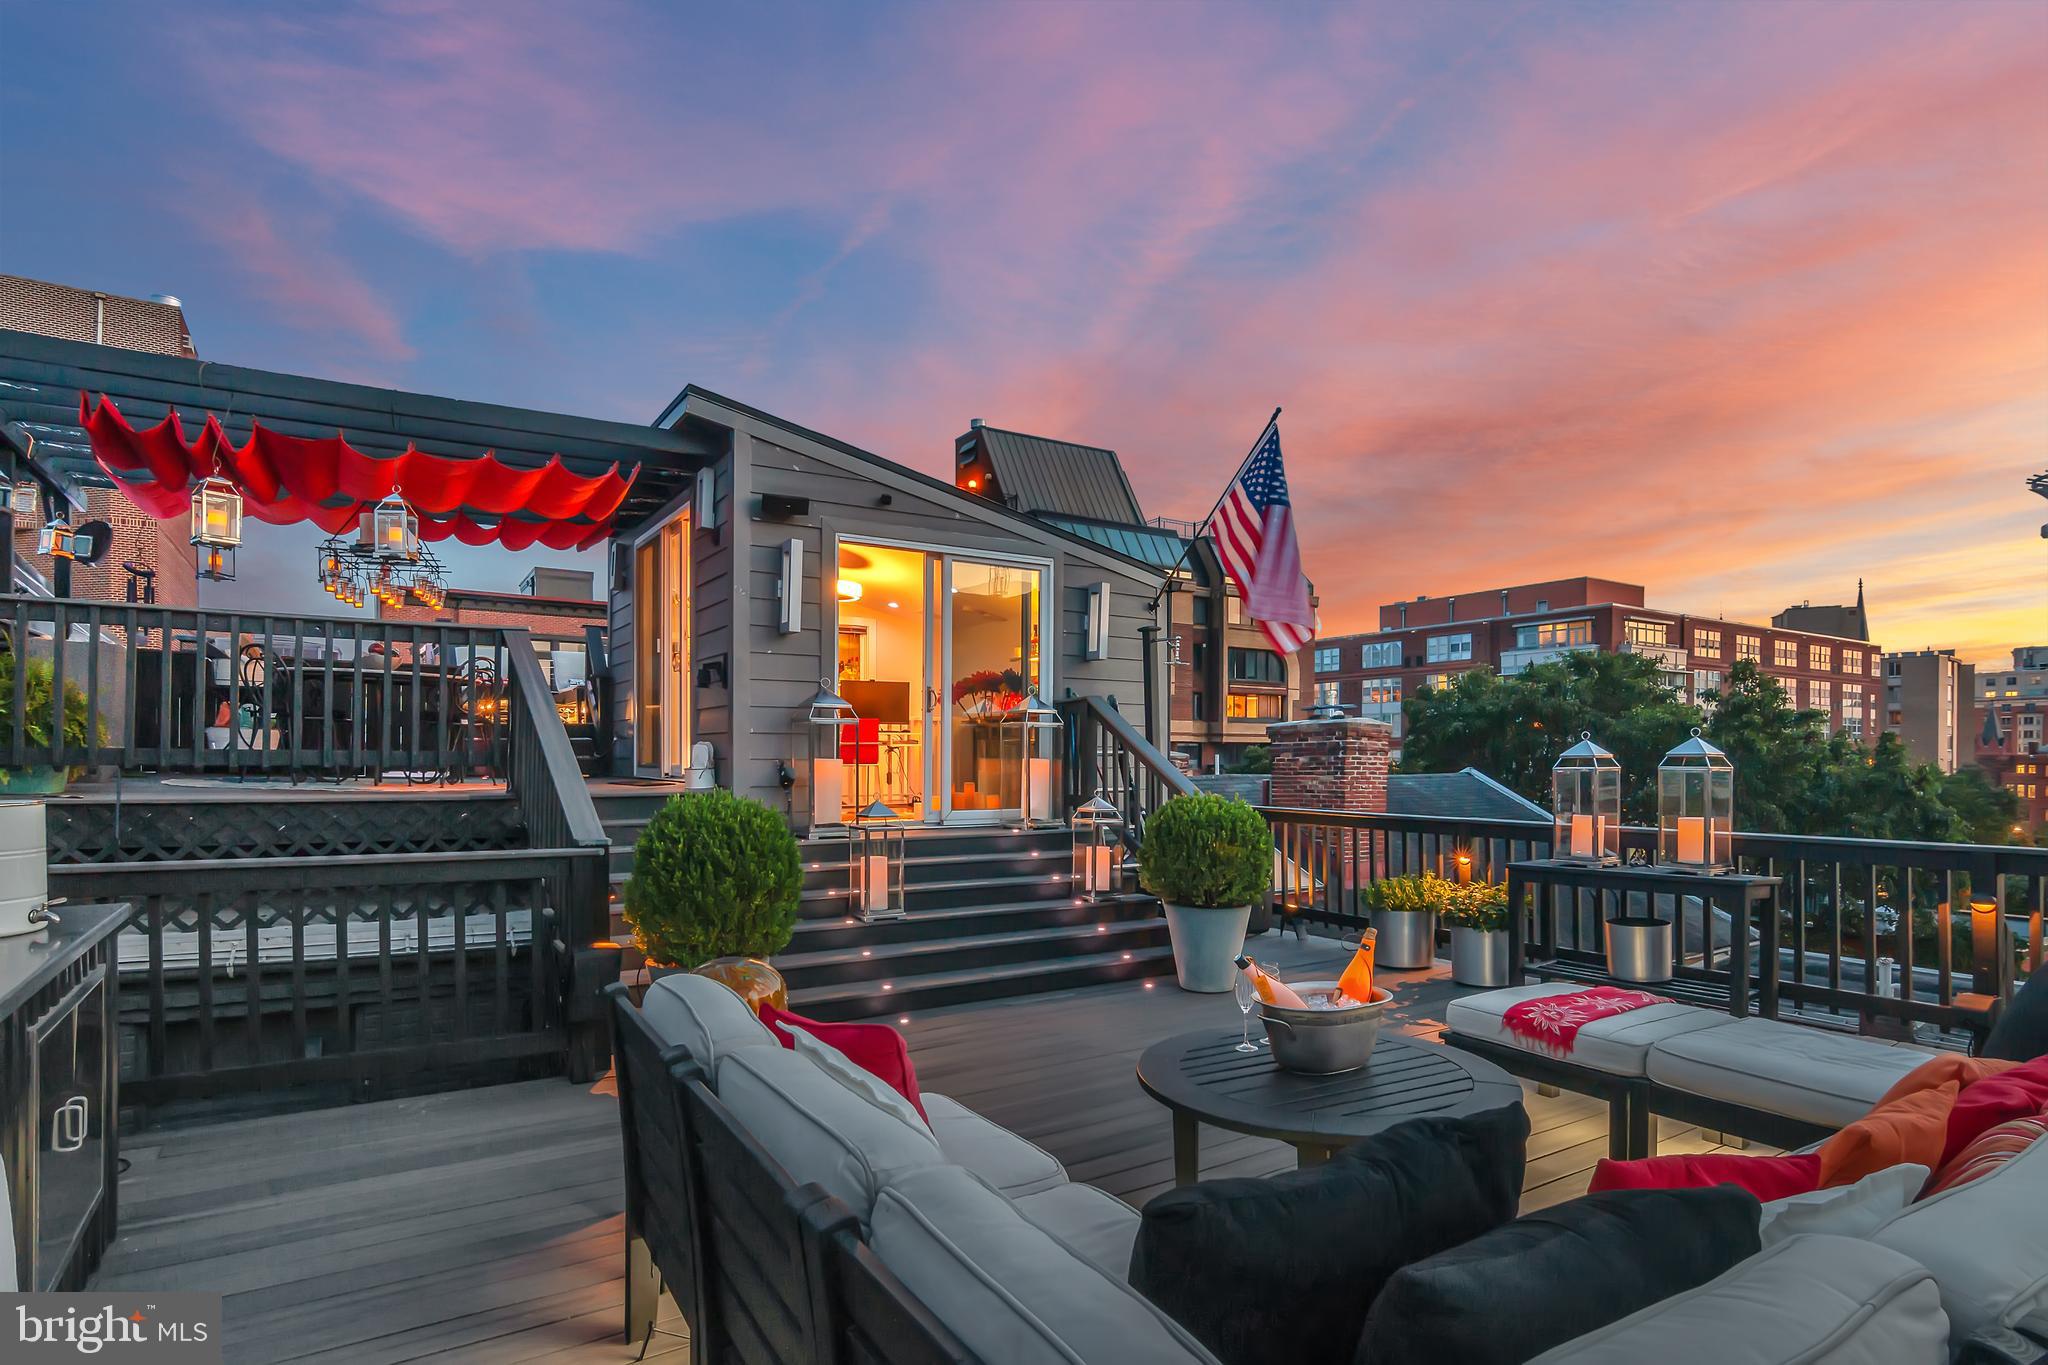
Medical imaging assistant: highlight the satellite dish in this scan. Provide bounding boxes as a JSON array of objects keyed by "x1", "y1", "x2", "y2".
[{"x1": 73, "y1": 520, "x2": 113, "y2": 564}]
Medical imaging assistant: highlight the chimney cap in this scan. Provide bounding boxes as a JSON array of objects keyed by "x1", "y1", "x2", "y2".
[
  {"x1": 969, "y1": 418, "x2": 984, "y2": 429},
  {"x1": 148, "y1": 293, "x2": 183, "y2": 308}
]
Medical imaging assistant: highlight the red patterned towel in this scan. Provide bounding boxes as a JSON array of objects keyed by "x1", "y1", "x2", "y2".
[{"x1": 1501, "y1": 986, "x2": 1674, "y2": 1056}]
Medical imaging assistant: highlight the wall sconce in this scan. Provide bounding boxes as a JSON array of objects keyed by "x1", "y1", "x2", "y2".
[
  {"x1": 37, "y1": 519, "x2": 91, "y2": 562},
  {"x1": 1084, "y1": 581, "x2": 1110, "y2": 660},
  {"x1": 778, "y1": 538, "x2": 804, "y2": 634},
  {"x1": 695, "y1": 465, "x2": 718, "y2": 530},
  {"x1": 8, "y1": 481, "x2": 38, "y2": 518}
]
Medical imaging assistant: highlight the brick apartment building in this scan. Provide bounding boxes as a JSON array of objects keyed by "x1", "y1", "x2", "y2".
[
  {"x1": 1882, "y1": 648, "x2": 1973, "y2": 773},
  {"x1": 374, "y1": 567, "x2": 606, "y2": 690},
  {"x1": 1302, "y1": 576, "x2": 1882, "y2": 756},
  {"x1": 1972, "y1": 646, "x2": 2048, "y2": 834},
  {"x1": 3, "y1": 275, "x2": 199, "y2": 603}
]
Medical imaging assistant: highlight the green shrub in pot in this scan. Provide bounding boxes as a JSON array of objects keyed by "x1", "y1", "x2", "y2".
[
  {"x1": 1139, "y1": 793, "x2": 1273, "y2": 992},
  {"x1": 623, "y1": 789, "x2": 802, "y2": 976},
  {"x1": 1442, "y1": 878, "x2": 1512, "y2": 986},
  {"x1": 1361, "y1": 872, "x2": 1447, "y2": 970},
  {"x1": 1362, "y1": 872, "x2": 1449, "y2": 917},
  {"x1": 0, "y1": 652, "x2": 102, "y2": 792},
  {"x1": 1440, "y1": 879, "x2": 1510, "y2": 933}
]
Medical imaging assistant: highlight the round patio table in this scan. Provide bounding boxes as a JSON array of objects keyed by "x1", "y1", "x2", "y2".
[{"x1": 1136, "y1": 1028, "x2": 1523, "y2": 1185}]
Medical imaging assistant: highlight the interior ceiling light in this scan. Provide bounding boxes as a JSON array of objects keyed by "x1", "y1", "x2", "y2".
[{"x1": 837, "y1": 578, "x2": 863, "y2": 602}]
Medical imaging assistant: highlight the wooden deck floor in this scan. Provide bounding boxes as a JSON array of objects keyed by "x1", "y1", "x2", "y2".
[{"x1": 93, "y1": 931, "x2": 1765, "y2": 1363}]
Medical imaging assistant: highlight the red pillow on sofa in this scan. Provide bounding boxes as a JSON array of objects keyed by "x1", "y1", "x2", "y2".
[
  {"x1": 1588, "y1": 1151, "x2": 1822, "y2": 1201},
  {"x1": 1938, "y1": 1054, "x2": 2048, "y2": 1169},
  {"x1": 757, "y1": 1002, "x2": 928, "y2": 1121}
]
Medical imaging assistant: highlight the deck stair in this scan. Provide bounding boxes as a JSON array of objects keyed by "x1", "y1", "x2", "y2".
[{"x1": 590, "y1": 792, "x2": 1174, "y2": 1016}]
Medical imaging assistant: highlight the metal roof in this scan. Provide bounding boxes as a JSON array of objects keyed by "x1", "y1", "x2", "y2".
[
  {"x1": 1386, "y1": 769, "x2": 1550, "y2": 822},
  {"x1": 971, "y1": 426, "x2": 1146, "y2": 525},
  {"x1": 0, "y1": 328, "x2": 711, "y2": 525},
  {"x1": 1035, "y1": 513, "x2": 1189, "y2": 568}
]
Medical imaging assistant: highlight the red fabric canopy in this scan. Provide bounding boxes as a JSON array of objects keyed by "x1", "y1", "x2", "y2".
[{"x1": 81, "y1": 393, "x2": 636, "y2": 551}]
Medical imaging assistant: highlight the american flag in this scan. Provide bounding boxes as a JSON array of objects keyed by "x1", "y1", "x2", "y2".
[{"x1": 1209, "y1": 417, "x2": 1315, "y2": 655}]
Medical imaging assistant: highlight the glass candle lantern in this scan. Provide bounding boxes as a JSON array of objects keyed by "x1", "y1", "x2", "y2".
[
  {"x1": 1011, "y1": 692, "x2": 1064, "y2": 828},
  {"x1": 1071, "y1": 791, "x2": 1125, "y2": 901},
  {"x1": 371, "y1": 491, "x2": 420, "y2": 560},
  {"x1": 1656, "y1": 728, "x2": 1734, "y2": 872},
  {"x1": 851, "y1": 798, "x2": 906, "y2": 921},
  {"x1": 1552, "y1": 732, "x2": 1622, "y2": 864},
  {"x1": 803, "y1": 680, "x2": 859, "y2": 834}
]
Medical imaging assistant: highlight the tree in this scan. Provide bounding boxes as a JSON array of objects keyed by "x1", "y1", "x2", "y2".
[
  {"x1": 1399, "y1": 651, "x2": 1697, "y2": 820},
  {"x1": 1400, "y1": 656, "x2": 2019, "y2": 845}
]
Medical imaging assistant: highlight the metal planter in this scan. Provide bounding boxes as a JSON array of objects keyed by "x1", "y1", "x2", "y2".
[
  {"x1": 1162, "y1": 902, "x2": 1253, "y2": 993},
  {"x1": 1448, "y1": 927, "x2": 1509, "y2": 987},
  {"x1": 1605, "y1": 916, "x2": 1674, "y2": 983},
  {"x1": 1373, "y1": 911, "x2": 1437, "y2": 969}
]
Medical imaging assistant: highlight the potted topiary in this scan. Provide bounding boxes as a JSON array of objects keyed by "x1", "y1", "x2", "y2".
[
  {"x1": 1361, "y1": 872, "x2": 1444, "y2": 970},
  {"x1": 0, "y1": 651, "x2": 98, "y2": 794},
  {"x1": 1138, "y1": 793, "x2": 1273, "y2": 992},
  {"x1": 623, "y1": 788, "x2": 803, "y2": 1009},
  {"x1": 1442, "y1": 878, "x2": 1512, "y2": 986}
]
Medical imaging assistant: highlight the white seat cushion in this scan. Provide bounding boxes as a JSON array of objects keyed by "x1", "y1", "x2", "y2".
[
  {"x1": 1871, "y1": 1129, "x2": 2048, "y2": 1342},
  {"x1": 639, "y1": 972, "x2": 779, "y2": 1077},
  {"x1": 1446, "y1": 984, "x2": 1732, "y2": 1076},
  {"x1": 716, "y1": 1046, "x2": 942, "y2": 1223},
  {"x1": 1645, "y1": 1019, "x2": 1930, "y2": 1128},
  {"x1": 1529, "y1": 1235, "x2": 1948, "y2": 1365},
  {"x1": 923, "y1": 1093, "x2": 1067, "y2": 1197},
  {"x1": 1759, "y1": 1164, "x2": 1927, "y2": 1248},
  {"x1": 871, "y1": 1165, "x2": 1221, "y2": 1365},
  {"x1": 1013, "y1": 1181, "x2": 1141, "y2": 1280}
]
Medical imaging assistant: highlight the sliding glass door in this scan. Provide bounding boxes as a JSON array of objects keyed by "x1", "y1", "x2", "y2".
[{"x1": 940, "y1": 558, "x2": 1043, "y2": 823}]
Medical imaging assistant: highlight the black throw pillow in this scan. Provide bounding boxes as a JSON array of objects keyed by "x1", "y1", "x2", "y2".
[
  {"x1": 1358, "y1": 1185, "x2": 1762, "y2": 1365},
  {"x1": 1128, "y1": 1103, "x2": 1528, "y2": 1365},
  {"x1": 1984, "y1": 968, "x2": 2048, "y2": 1062}
]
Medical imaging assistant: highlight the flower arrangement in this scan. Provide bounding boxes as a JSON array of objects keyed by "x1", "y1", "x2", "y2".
[{"x1": 952, "y1": 667, "x2": 1026, "y2": 716}]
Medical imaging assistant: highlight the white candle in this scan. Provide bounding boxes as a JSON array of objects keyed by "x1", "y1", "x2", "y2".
[
  {"x1": 1677, "y1": 816, "x2": 1707, "y2": 865},
  {"x1": 1028, "y1": 758, "x2": 1054, "y2": 821},
  {"x1": 1570, "y1": 813, "x2": 1595, "y2": 858},
  {"x1": 1088, "y1": 845, "x2": 1115, "y2": 895},
  {"x1": 813, "y1": 757, "x2": 844, "y2": 824},
  {"x1": 863, "y1": 853, "x2": 891, "y2": 914}
]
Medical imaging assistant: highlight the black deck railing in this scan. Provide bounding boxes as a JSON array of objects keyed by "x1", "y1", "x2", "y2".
[
  {"x1": 1057, "y1": 694, "x2": 1195, "y2": 847},
  {"x1": 1255, "y1": 807, "x2": 2044, "y2": 1039},
  {"x1": 1, "y1": 594, "x2": 515, "y2": 781}
]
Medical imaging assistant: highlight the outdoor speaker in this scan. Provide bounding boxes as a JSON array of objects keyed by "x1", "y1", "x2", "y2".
[{"x1": 760, "y1": 493, "x2": 809, "y2": 520}]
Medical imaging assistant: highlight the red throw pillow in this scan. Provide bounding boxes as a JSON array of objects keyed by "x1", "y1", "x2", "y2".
[
  {"x1": 1925, "y1": 1114, "x2": 2048, "y2": 1197},
  {"x1": 1938, "y1": 1055, "x2": 2048, "y2": 1170},
  {"x1": 758, "y1": 1002, "x2": 928, "y2": 1121},
  {"x1": 1588, "y1": 1151, "x2": 1822, "y2": 1200}
]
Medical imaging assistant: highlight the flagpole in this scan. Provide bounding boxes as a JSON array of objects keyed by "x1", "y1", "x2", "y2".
[{"x1": 1145, "y1": 406, "x2": 1280, "y2": 612}]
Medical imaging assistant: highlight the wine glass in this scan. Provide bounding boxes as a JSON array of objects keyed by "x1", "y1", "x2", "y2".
[{"x1": 1232, "y1": 970, "x2": 1260, "y2": 1053}]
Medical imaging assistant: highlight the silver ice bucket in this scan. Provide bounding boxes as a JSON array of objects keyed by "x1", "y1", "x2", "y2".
[{"x1": 1259, "y1": 979, "x2": 1389, "y2": 1074}]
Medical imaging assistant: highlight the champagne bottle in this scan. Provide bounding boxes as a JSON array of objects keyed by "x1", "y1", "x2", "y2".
[
  {"x1": 1233, "y1": 956, "x2": 1308, "y2": 1009},
  {"x1": 1336, "y1": 928, "x2": 1378, "y2": 1006}
]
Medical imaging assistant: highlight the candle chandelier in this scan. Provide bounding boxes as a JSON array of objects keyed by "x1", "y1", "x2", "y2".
[{"x1": 315, "y1": 493, "x2": 447, "y2": 611}]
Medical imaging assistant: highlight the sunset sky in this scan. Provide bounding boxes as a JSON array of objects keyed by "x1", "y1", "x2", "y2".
[{"x1": 4, "y1": 1, "x2": 2044, "y2": 661}]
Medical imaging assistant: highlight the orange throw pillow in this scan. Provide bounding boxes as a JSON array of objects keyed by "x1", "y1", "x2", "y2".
[
  {"x1": 1866, "y1": 1055, "x2": 2018, "y2": 1111},
  {"x1": 1817, "y1": 1078, "x2": 1960, "y2": 1188}
]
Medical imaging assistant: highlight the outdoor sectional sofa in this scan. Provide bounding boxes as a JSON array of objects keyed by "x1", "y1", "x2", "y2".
[{"x1": 609, "y1": 974, "x2": 2047, "y2": 1365}]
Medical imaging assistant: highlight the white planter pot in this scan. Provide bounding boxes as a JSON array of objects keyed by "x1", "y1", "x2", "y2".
[
  {"x1": 1449, "y1": 926, "x2": 1509, "y2": 987},
  {"x1": 1373, "y1": 910, "x2": 1437, "y2": 969},
  {"x1": 1162, "y1": 902, "x2": 1252, "y2": 993},
  {"x1": 0, "y1": 799, "x2": 49, "y2": 938}
]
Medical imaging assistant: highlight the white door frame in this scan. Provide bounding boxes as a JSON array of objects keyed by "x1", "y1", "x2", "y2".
[
  {"x1": 827, "y1": 531, "x2": 1055, "y2": 824},
  {"x1": 632, "y1": 510, "x2": 690, "y2": 778}
]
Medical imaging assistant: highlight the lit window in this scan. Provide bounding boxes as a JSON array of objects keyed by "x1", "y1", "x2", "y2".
[
  {"x1": 1420, "y1": 672, "x2": 1457, "y2": 692},
  {"x1": 1224, "y1": 690, "x2": 1284, "y2": 720},
  {"x1": 1426, "y1": 633, "x2": 1472, "y2": 663},
  {"x1": 1226, "y1": 595, "x2": 1241, "y2": 624},
  {"x1": 1870, "y1": 656, "x2": 1881, "y2": 677},
  {"x1": 1514, "y1": 619, "x2": 1592, "y2": 649},
  {"x1": 1736, "y1": 635, "x2": 1762, "y2": 663},
  {"x1": 1313, "y1": 646, "x2": 1341, "y2": 673},
  {"x1": 1625, "y1": 619, "x2": 1668, "y2": 648},
  {"x1": 1359, "y1": 677, "x2": 1402, "y2": 706},
  {"x1": 1313, "y1": 681, "x2": 1341, "y2": 707},
  {"x1": 1810, "y1": 644, "x2": 1831, "y2": 671},
  {"x1": 1810, "y1": 680, "x2": 1832, "y2": 713},
  {"x1": 1694, "y1": 628, "x2": 1721, "y2": 657},
  {"x1": 1841, "y1": 650, "x2": 1860, "y2": 674},
  {"x1": 1361, "y1": 640, "x2": 1401, "y2": 669},
  {"x1": 1773, "y1": 639, "x2": 1799, "y2": 669}
]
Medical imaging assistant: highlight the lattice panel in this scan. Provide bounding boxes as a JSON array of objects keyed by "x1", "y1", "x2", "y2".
[
  {"x1": 49, "y1": 796, "x2": 527, "y2": 864},
  {"x1": 133, "y1": 879, "x2": 545, "y2": 935}
]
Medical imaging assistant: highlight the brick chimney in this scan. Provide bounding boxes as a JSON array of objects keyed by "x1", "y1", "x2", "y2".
[{"x1": 1265, "y1": 716, "x2": 1391, "y2": 813}]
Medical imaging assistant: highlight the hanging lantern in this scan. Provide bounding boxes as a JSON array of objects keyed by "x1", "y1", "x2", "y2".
[
  {"x1": 371, "y1": 491, "x2": 420, "y2": 560},
  {"x1": 1657, "y1": 729, "x2": 1734, "y2": 872},
  {"x1": 7, "y1": 481, "x2": 38, "y2": 518},
  {"x1": 1007, "y1": 692, "x2": 1065, "y2": 828},
  {"x1": 1551, "y1": 732, "x2": 1622, "y2": 864},
  {"x1": 36, "y1": 516, "x2": 89, "y2": 562},
  {"x1": 802, "y1": 679, "x2": 859, "y2": 833},
  {"x1": 1071, "y1": 791, "x2": 1125, "y2": 901},
  {"x1": 189, "y1": 476, "x2": 244, "y2": 582},
  {"x1": 850, "y1": 798, "x2": 907, "y2": 921}
]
